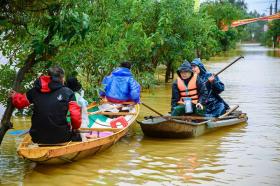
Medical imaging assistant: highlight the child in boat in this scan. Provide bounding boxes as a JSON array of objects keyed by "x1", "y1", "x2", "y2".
[
  {"x1": 191, "y1": 58, "x2": 229, "y2": 117},
  {"x1": 171, "y1": 60, "x2": 208, "y2": 116},
  {"x1": 66, "y1": 77, "x2": 89, "y2": 128}
]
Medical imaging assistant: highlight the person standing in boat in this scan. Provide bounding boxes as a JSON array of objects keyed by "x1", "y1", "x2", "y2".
[
  {"x1": 99, "y1": 61, "x2": 141, "y2": 104},
  {"x1": 171, "y1": 60, "x2": 208, "y2": 116},
  {"x1": 10, "y1": 66, "x2": 82, "y2": 144},
  {"x1": 191, "y1": 58, "x2": 229, "y2": 117}
]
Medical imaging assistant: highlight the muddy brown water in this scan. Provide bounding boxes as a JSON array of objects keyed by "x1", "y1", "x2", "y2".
[{"x1": 0, "y1": 44, "x2": 279, "y2": 185}]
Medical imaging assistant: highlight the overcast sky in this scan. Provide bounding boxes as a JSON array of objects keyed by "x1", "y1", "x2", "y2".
[
  {"x1": 201, "y1": 0, "x2": 278, "y2": 15},
  {"x1": 246, "y1": 0, "x2": 278, "y2": 15}
]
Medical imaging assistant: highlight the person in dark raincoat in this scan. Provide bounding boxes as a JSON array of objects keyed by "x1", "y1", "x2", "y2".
[
  {"x1": 100, "y1": 61, "x2": 141, "y2": 103},
  {"x1": 191, "y1": 58, "x2": 229, "y2": 117},
  {"x1": 10, "y1": 66, "x2": 82, "y2": 144},
  {"x1": 171, "y1": 60, "x2": 208, "y2": 116}
]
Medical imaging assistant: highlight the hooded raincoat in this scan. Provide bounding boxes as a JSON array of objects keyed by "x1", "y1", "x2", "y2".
[
  {"x1": 171, "y1": 61, "x2": 208, "y2": 115},
  {"x1": 12, "y1": 76, "x2": 82, "y2": 144},
  {"x1": 100, "y1": 67, "x2": 141, "y2": 103},
  {"x1": 191, "y1": 58, "x2": 229, "y2": 117}
]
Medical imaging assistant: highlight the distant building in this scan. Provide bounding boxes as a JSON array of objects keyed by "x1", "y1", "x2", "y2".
[
  {"x1": 0, "y1": 105, "x2": 4, "y2": 120},
  {"x1": 263, "y1": 24, "x2": 269, "y2": 32}
]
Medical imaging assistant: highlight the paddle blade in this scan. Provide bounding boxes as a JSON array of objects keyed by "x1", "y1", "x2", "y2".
[{"x1": 8, "y1": 129, "x2": 29, "y2": 136}]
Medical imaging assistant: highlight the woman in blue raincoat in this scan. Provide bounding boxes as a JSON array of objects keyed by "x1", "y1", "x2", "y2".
[
  {"x1": 100, "y1": 61, "x2": 141, "y2": 103},
  {"x1": 191, "y1": 58, "x2": 229, "y2": 117}
]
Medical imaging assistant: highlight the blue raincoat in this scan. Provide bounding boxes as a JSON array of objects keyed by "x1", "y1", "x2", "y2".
[
  {"x1": 100, "y1": 67, "x2": 141, "y2": 103},
  {"x1": 191, "y1": 58, "x2": 229, "y2": 117}
]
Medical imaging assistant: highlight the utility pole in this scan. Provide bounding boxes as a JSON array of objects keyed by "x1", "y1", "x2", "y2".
[
  {"x1": 275, "y1": 0, "x2": 278, "y2": 48},
  {"x1": 276, "y1": 0, "x2": 278, "y2": 13},
  {"x1": 270, "y1": 4, "x2": 273, "y2": 15}
]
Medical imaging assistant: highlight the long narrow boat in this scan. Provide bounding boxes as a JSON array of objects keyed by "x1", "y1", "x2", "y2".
[
  {"x1": 138, "y1": 106, "x2": 248, "y2": 138},
  {"x1": 17, "y1": 101, "x2": 140, "y2": 164}
]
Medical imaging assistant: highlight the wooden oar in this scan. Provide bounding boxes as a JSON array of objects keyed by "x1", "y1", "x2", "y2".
[
  {"x1": 88, "y1": 102, "x2": 136, "y2": 115},
  {"x1": 215, "y1": 56, "x2": 244, "y2": 77},
  {"x1": 162, "y1": 115, "x2": 214, "y2": 120},
  {"x1": 201, "y1": 56, "x2": 245, "y2": 86},
  {"x1": 87, "y1": 100, "x2": 135, "y2": 110},
  {"x1": 8, "y1": 129, "x2": 29, "y2": 136},
  {"x1": 88, "y1": 105, "x2": 123, "y2": 115},
  {"x1": 141, "y1": 102, "x2": 163, "y2": 116},
  {"x1": 148, "y1": 115, "x2": 238, "y2": 121},
  {"x1": 218, "y1": 105, "x2": 239, "y2": 119}
]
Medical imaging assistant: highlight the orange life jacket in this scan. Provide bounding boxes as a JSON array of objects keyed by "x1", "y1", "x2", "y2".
[{"x1": 177, "y1": 74, "x2": 199, "y2": 104}]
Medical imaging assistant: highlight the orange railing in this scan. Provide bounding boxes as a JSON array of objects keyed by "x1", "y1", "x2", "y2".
[{"x1": 222, "y1": 13, "x2": 280, "y2": 31}]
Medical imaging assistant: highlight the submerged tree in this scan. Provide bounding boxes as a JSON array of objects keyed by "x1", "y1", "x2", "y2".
[
  {"x1": 0, "y1": 0, "x2": 89, "y2": 144},
  {"x1": 0, "y1": 0, "x2": 248, "y2": 145}
]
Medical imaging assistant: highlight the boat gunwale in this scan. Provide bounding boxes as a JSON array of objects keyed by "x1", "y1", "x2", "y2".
[
  {"x1": 17, "y1": 104, "x2": 140, "y2": 160},
  {"x1": 139, "y1": 113, "x2": 248, "y2": 127}
]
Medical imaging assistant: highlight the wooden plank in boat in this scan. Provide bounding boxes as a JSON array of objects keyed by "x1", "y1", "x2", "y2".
[
  {"x1": 78, "y1": 128, "x2": 122, "y2": 132},
  {"x1": 94, "y1": 112, "x2": 137, "y2": 116}
]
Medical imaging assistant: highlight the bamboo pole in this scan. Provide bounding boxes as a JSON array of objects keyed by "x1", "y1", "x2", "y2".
[
  {"x1": 141, "y1": 102, "x2": 163, "y2": 116},
  {"x1": 215, "y1": 56, "x2": 244, "y2": 77}
]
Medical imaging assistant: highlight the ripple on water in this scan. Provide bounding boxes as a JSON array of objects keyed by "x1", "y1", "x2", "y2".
[{"x1": 1, "y1": 44, "x2": 280, "y2": 186}]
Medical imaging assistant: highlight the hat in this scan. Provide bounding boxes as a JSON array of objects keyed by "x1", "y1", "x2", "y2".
[
  {"x1": 177, "y1": 60, "x2": 192, "y2": 73},
  {"x1": 66, "y1": 77, "x2": 82, "y2": 92}
]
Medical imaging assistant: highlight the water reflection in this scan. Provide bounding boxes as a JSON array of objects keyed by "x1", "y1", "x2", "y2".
[
  {"x1": 0, "y1": 118, "x2": 33, "y2": 185},
  {"x1": 1, "y1": 44, "x2": 280, "y2": 185},
  {"x1": 22, "y1": 124, "x2": 246, "y2": 185}
]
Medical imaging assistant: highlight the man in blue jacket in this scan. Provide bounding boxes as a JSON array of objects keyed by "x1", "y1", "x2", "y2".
[
  {"x1": 100, "y1": 61, "x2": 141, "y2": 103},
  {"x1": 191, "y1": 58, "x2": 229, "y2": 117}
]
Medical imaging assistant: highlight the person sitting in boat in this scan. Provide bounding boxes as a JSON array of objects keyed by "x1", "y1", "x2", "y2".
[
  {"x1": 191, "y1": 58, "x2": 229, "y2": 117},
  {"x1": 171, "y1": 60, "x2": 208, "y2": 116},
  {"x1": 66, "y1": 77, "x2": 89, "y2": 128},
  {"x1": 10, "y1": 66, "x2": 82, "y2": 144},
  {"x1": 99, "y1": 61, "x2": 141, "y2": 104}
]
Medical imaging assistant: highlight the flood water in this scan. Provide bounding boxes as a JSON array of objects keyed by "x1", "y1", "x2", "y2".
[{"x1": 0, "y1": 44, "x2": 280, "y2": 185}]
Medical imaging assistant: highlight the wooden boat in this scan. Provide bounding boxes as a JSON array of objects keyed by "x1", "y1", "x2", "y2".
[
  {"x1": 138, "y1": 105, "x2": 248, "y2": 138},
  {"x1": 17, "y1": 101, "x2": 140, "y2": 164}
]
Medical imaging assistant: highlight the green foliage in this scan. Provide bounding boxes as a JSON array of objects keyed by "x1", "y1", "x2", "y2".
[
  {"x1": 200, "y1": 1, "x2": 245, "y2": 51},
  {"x1": 240, "y1": 11, "x2": 266, "y2": 43},
  {"x1": 0, "y1": 65, "x2": 16, "y2": 105},
  {"x1": 201, "y1": 0, "x2": 245, "y2": 28},
  {"x1": 261, "y1": 20, "x2": 280, "y2": 47},
  {"x1": 0, "y1": 0, "x2": 90, "y2": 111},
  {"x1": 0, "y1": 0, "x2": 247, "y2": 107}
]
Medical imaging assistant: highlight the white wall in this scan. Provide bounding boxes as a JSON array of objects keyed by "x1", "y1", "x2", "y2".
[{"x1": 0, "y1": 104, "x2": 4, "y2": 120}]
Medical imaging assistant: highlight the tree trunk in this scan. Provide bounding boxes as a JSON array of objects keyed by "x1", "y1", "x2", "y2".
[
  {"x1": 171, "y1": 67, "x2": 174, "y2": 79},
  {"x1": 196, "y1": 48, "x2": 201, "y2": 58},
  {"x1": 0, "y1": 23, "x2": 56, "y2": 145},
  {"x1": 165, "y1": 61, "x2": 172, "y2": 83},
  {"x1": 0, "y1": 52, "x2": 36, "y2": 144}
]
